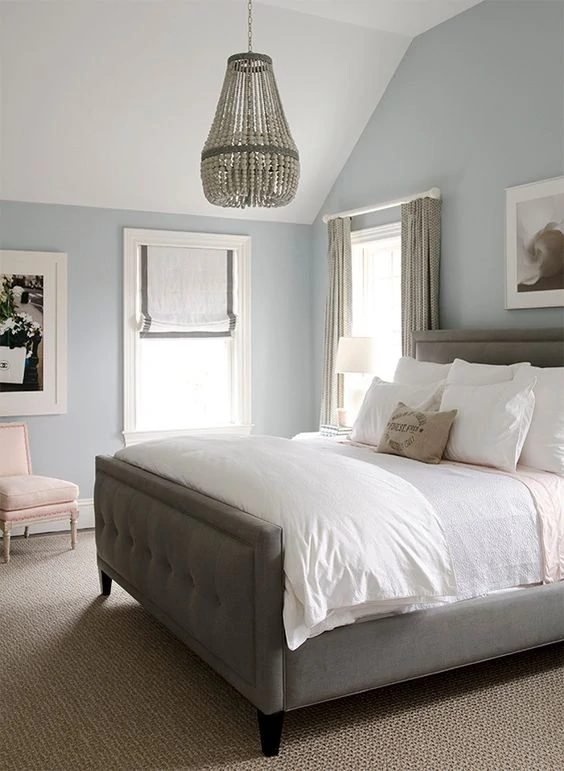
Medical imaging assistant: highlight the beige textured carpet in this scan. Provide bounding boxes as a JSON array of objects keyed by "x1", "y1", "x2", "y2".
[{"x1": 1, "y1": 532, "x2": 563, "y2": 771}]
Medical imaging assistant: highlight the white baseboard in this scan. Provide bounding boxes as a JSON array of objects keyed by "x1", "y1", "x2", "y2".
[{"x1": 7, "y1": 498, "x2": 94, "y2": 537}]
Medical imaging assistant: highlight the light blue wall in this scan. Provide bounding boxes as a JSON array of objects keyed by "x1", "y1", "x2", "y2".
[
  {"x1": 0, "y1": 202, "x2": 314, "y2": 496},
  {"x1": 2, "y1": 2, "x2": 563, "y2": 495},
  {"x1": 311, "y1": 0, "x2": 564, "y2": 415}
]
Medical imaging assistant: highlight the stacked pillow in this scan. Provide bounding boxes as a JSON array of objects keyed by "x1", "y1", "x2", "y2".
[
  {"x1": 439, "y1": 359, "x2": 535, "y2": 472},
  {"x1": 350, "y1": 355, "x2": 564, "y2": 475},
  {"x1": 350, "y1": 362, "x2": 452, "y2": 464},
  {"x1": 519, "y1": 367, "x2": 564, "y2": 474},
  {"x1": 350, "y1": 378, "x2": 445, "y2": 448},
  {"x1": 393, "y1": 356, "x2": 452, "y2": 385},
  {"x1": 440, "y1": 358, "x2": 564, "y2": 474}
]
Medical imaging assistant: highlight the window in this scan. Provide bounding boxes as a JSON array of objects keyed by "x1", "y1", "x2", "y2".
[
  {"x1": 123, "y1": 229, "x2": 251, "y2": 445},
  {"x1": 350, "y1": 223, "x2": 402, "y2": 385}
]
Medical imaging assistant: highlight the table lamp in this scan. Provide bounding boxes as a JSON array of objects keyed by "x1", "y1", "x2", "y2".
[{"x1": 335, "y1": 336, "x2": 378, "y2": 426}]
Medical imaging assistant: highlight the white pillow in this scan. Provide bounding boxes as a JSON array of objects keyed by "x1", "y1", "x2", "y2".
[
  {"x1": 350, "y1": 378, "x2": 445, "y2": 447},
  {"x1": 446, "y1": 358, "x2": 530, "y2": 386},
  {"x1": 394, "y1": 357, "x2": 452, "y2": 385},
  {"x1": 440, "y1": 375, "x2": 536, "y2": 472},
  {"x1": 519, "y1": 367, "x2": 564, "y2": 475}
]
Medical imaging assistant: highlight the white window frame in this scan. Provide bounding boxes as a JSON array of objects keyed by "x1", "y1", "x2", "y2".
[
  {"x1": 351, "y1": 222, "x2": 401, "y2": 247},
  {"x1": 123, "y1": 228, "x2": 251, "y2": 446}
]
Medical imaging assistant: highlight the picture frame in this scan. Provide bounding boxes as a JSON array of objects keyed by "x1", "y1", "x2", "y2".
[
  {"x1": 505, "y1": 176, "x2": 564, "y2": 309},
  {"x1": 0, "y1": 251, "x2": 67, "y2": 415}
]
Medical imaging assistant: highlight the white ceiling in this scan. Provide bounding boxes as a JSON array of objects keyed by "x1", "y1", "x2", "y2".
[
  {"x1": 0, "y1": 1, "x2": 482, "y2": 224},
  {"x1": 255, "y1": 0, "x2": 483, "y2": 37}
]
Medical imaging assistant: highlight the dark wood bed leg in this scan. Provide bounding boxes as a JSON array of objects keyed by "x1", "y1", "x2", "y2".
[
  {"x1": 99, "y1": 569, "x2": 112, "y2": 596},
  {"x1": 257, "y1": 710, "x2": 284, "y2": 757}
]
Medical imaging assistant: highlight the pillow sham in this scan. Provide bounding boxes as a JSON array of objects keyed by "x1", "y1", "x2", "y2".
[
  {"x1": 377, "y1": 402, "x2": 457, "y2": 464},
  {"x1": 446, "y1": 358, "x2": 531, "y2": 386},
  {"x1": 519, "y1": 367, "x2": 564, "y2": 475},
  {"x1": 350, "y1": 378, "x2": 445, "y2": 447},
  {"x1": 439, "y1": 374, "x2": 536, "y2": 472},
  {"x1": 393, "y1": 357, "x2": 452, "y2": 385}
]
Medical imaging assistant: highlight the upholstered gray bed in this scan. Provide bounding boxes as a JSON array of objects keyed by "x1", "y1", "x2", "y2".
[{"x1": 94, "y1": 328, "x2": 564, "y2": 757}]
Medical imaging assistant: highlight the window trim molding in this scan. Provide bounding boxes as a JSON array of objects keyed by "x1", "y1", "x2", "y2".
[
  {"x1": 351, "y1": 222, "x2": 401, "y2": 246},
  {"x1": 123, "y1": 228, "x2": 251, "y2": 444}
]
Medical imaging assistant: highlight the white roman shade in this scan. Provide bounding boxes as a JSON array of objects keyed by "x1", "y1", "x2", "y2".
[{"x1": 139, "y1": 245, "x2": 236, "y2": 337}]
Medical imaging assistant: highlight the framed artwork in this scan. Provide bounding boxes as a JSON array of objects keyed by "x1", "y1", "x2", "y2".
[
  {"x1": 505, "y1": 176, "x2": 564, "y2": 309},
  {"x1": 0, "y1": 251, "x2": 67, "y2": 415}
]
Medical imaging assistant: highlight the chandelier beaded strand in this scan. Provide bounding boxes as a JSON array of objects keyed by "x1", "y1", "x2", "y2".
[{"x1": 201, "y1": 0, "x2": 300, "y2": 209}]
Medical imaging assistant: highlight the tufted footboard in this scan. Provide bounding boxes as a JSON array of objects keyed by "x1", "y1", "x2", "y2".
[{"x1": 94, "y1": 456, "x2": 286, "y2": 722}]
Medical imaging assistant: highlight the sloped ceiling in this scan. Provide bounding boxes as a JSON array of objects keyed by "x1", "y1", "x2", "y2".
[
  {"x1": 256, "y1": 0, "x2": 482, "y2": 36},
  {"x1": 0, "y1": 1, "x2": 482, "y2": 224}
]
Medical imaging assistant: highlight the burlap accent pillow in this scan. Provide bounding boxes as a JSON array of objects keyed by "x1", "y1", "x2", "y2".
[{"x1": 377, "y1": 402, "x2": 457, "y2": 464}]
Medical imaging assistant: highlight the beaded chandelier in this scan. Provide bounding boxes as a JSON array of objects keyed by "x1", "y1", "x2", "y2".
[{"x1": 201, "y1": 0, "x2": 300, "y2": 209}]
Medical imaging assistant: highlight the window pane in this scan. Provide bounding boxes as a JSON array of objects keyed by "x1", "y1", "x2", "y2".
[
  {"x1": 351, "y1": 236, "x2": 402, "y2": 384},
  {"x1": 137, "y1": 337, "x2": 232, "y2": 430}
]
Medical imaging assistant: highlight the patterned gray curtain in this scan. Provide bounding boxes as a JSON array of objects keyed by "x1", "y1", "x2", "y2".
[
  {"x1": 401, "y1": 197, "x2": 441, "y2": 356},
  {"x1": 320, "y1": 218, "x2": 352, "y2": 427}
]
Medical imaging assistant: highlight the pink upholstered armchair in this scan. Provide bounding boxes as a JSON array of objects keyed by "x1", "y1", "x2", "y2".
[{"x1": 0, "y1": 423, "x2": 79, "y2": 564}]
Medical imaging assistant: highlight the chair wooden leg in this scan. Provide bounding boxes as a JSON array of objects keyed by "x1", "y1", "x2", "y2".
[
  {"x1": 2, "y1": 522, "x2": 11, "y2": 564},
  {"x1": 70, "y1": 515, "x2": 78, "y2": 550},
  {"x1": 24, "y1": 526, "x2": 30, "y2": 539}
]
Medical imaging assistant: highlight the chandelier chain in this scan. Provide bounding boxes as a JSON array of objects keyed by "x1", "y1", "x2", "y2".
[{"x1": 248, "y1": 0, "x2": 253, "y2": 52}]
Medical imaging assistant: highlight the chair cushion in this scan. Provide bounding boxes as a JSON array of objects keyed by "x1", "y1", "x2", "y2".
[
  {"x1": 0, "y1": 475, "x2": 78, "y2": 512},
  {"x1": 0, "y1": 500, "x2": 78, "y2": 523}
]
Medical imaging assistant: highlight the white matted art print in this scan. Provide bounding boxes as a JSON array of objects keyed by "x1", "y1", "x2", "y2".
[
  {"x1": 0, "y1": 251, "x2": 67, "y2": 415},
  {"x1": 505, "y1": 176, "x2": 564, "y2": 309}
]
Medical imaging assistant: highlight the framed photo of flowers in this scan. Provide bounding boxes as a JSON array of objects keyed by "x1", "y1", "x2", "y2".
[
  {"x1": 505, "y1": 176, "x2": 564, "y2": 308},
  {"x1": 0, "y1": 251, "x2": 67, "y2": 415}
]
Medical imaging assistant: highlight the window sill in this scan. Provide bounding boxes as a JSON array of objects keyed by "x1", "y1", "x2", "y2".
[{"x1": 122, "y1": 424, "x2": 253, "y2": 447}]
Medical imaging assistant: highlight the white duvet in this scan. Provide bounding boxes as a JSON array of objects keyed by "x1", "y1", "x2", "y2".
[
  {"x1": 116, "y1": 434, "x2": 554, "y2": 649},
  {"x1": 116, "y1": 435, "x2": 458, "y2": 649}
]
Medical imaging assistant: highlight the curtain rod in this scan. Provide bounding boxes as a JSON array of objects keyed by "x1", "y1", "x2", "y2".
[{"x1": 322, "y1": 187, "x2": 441, "y2": 224}]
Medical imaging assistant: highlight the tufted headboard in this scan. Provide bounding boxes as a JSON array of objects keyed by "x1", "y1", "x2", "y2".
[{"x1": 413, "y1": 328, "x2": 564, "y2": 368}]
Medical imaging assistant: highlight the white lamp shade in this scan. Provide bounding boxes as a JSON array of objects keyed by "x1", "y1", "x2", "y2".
[{"x1": 335, "y1": 337, "x2": 378, "y2": 374}]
